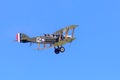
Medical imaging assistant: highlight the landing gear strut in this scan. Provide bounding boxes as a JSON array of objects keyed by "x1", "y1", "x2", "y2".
[{"x1": 54, "y1": 46, "x2": 65, "y2": 54}]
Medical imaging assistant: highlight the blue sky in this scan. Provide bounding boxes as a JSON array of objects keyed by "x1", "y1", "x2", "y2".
[{"x1": 0, "y1": 0, "x2": 120, "y2": 80}]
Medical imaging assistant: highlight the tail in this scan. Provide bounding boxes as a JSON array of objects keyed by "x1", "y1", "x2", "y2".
[{"x1": 16, "y1": 33, "x2": 30, "y2": 43}]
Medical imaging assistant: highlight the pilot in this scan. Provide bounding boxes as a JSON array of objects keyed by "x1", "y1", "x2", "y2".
[
  {"x1": 47, "y1": 34, "x2": 50, "y2": 36},
  {"x1": 52, "y1": 34, "x2": 55, "y2": 37},
  {"x1": 44, "y1": 34, "x2": 47, "y2": 36}
]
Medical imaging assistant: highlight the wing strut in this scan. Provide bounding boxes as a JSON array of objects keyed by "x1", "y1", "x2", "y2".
[
  {"x1": 65, "y1": 27, "x2": 69, "y2": 39},
  {"x1": 59, "y1": 32, "x2": 63, "y2": 42},
  {"x1": 44, "y1": 42, "x2": 46, "y2": 48},
  {"x1": 72, "y1": 28, "x2": 75, "y2": 38}
]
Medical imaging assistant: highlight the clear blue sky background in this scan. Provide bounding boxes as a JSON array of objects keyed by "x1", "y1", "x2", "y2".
[{"x1": 0, "y1": 0, "x2": 120, "y2": 80}]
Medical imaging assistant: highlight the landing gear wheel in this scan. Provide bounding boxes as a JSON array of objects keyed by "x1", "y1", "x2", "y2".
[
  {"x1": 59, "y1": 47, "x2": 65, "y2": 53},
  {"x1": 54, "y1": 49, "x2": 60, "y2": 54}
]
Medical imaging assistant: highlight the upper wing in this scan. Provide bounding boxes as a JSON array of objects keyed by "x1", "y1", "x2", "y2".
[
  {"x1": 53, "y1": 25, "x2": 78, "y2": 34},
  {"x1": 53, "y1": 25, "x2": 78, "y2": 46}
]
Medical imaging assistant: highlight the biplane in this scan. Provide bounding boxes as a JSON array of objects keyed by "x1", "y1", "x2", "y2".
[{"x1": 16, "y1": 25, "x2": 78, "y2": 54}]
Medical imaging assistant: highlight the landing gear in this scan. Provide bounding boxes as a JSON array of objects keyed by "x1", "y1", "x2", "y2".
[
  {"x1": 54, "y1": 46, "x2": 65, "y2": 54},
  {"x1": 54, "y1": 48, "x2": 60, "y2": 54},
  {"x1": 59, "y1": 46, "x2": 65, "y2": 53}
]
